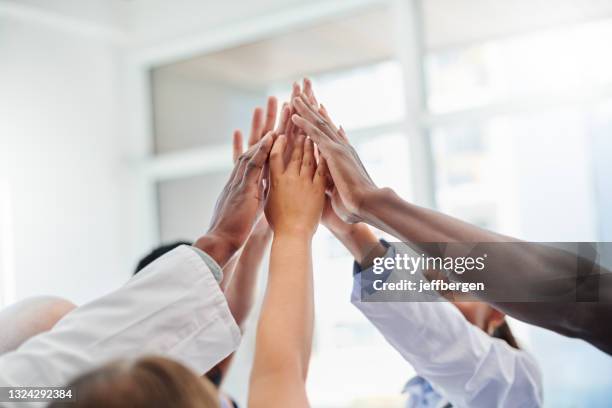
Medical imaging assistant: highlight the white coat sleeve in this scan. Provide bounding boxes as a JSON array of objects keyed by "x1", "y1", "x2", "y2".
[
  {"x1": 0, "y1": 245, "x2": 241, "y2": 402},
  {"x1": 351, "y1": 244, "x2": 543, "y2": 408}
]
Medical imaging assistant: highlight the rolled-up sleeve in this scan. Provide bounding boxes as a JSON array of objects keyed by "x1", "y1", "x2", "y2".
[
  {"x1": 0, "y1": 245, "x2": 240, "y2": 395},
  {"x1": 351, "y1": 243, "x2": 543, "y2": 408}
]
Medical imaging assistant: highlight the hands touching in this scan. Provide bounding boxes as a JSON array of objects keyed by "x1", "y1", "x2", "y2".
[
  {"x1": 291, "y1": 83, "x2": 379, "y2": 223},
  {"x1": 201, "y1": 78, "x2": 375, "y2": 267},
  {"x1": 196, "y1": 132, "x2": 274, "y2": 267},
  {"x1": 231, "y1": 97, "x2": 279, "y2": 235},
  {"x1": 265, "y1": 134, "x2": 327, "y2": 239},
  {"x1": 198, "y1": 96, "x2": 278, "y2": 268}
]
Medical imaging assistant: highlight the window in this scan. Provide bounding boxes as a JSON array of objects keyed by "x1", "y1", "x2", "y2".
[
  {"x1": 146, "y1": 3, "x2": 612, "y2": 407},
  {"x1": 423, "y1": 16, "x2": 612, "y2": 408},
  {"x1": 425, "y1": 19, "x2": 612, "y2": 241},
  {"x1": 274, "y1": 63, "x2": 412, "y2": 407},
  {"x1": 149, "y1": 7, "x2": 417, "y2": 406}
]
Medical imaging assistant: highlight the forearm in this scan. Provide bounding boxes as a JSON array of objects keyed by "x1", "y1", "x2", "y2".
[
  {"x1": 353, "y1": 296, "x2": 542, "y2": 407},
  {"x1": 193, "y1": 233, "x2": 240, "y2": 269},
  {"x1": 226, "y1": 224, "x2": 272, "y2": 328},
  {"x1": 361, "y1": 188, "x2": 513, "y2": 244},
  {"x1": 252, "y1": 232, "x2": 313, "y2": 379},
  {"x1": 360, "y1": 188, "x2": 612, "y2": 350},
  {"x1": 329, "y1": 223, "x2": 386, "y2": 268},
  {"x1": 0, "y1": 246, "x2": 241, "y2": 392},
  {"x1": 220, "y1": 255, "x2": 239, "y2": 290}
]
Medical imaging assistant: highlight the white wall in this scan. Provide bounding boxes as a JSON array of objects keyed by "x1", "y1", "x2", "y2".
[{"x1": 0, "y1": 15, "x2": 127, "y2": 305}]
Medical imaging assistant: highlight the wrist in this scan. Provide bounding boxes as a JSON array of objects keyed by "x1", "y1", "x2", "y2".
[
  {"x1": 273, "y1": 227, "x2": 315, "y2": 241},
  {"x1": 334, "y1": 223, "x2": 381, "y2": 266},
  {"x1": 328, "y1": 222, "x2": 361, "y2": 240},
  {"x1": 358, "y1": 187, "x2": 396, "y2": 222},
  {"x1": 195, "y1": 231, "x2": 242, "y2": 268},
  {"x1": 252, "y1": 220, "x2": 273, "y2": 239}
]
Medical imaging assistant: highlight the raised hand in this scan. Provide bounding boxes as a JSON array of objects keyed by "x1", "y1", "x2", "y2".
[
  {"x1": 291, "y1": 82, "x2": 378, "y2": 223},
  {"x1": 233, "y1": 96, "x2": 282, "y2": 161},
  {"x1": 199, "y1": 133, "x2": 274, "y2": 267},
  {"x1": 265, "y1": 134, "x2": 327, "y2": 238}
]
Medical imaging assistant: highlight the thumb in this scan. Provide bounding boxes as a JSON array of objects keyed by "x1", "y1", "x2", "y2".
[{"x1": 244, "y1": 132, "x2": 274, "y2": 185}]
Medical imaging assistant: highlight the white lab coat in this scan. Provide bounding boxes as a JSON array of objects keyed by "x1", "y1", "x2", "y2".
[
  {"x1": 351, "y1": 243, "x2": 543, "y2": 408},
  {"x1": 0, "y1": 245, "x2": 241, "y2": 407}
]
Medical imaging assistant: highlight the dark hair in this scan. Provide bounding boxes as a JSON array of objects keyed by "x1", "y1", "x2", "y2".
[
  {"x1": 134, "y1": 241, "x2": 193, "y2": 275},
  {"x1": 492, "y1": 321, "x2": 520, "y2": 349},
  {"x1": 50, "y1": 356, "x2": 219, "y2": 408}
]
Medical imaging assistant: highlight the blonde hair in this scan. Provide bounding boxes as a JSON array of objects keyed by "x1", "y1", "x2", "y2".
[{"x1": 50, "y1": 356, "x2": 219, "y2": 408}]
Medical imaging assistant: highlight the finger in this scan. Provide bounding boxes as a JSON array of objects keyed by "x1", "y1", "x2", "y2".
[
  {"x1": 303, "y1": 78, "x2": 318, "y2": 107},
  {"x1": 249, "y1": 107, "x2": 264, "y2": 146},
  {"x1": 291, "y1": 114, "x2": 333, "y2": 149},
  {"x1": 291, "y1": 81, "x2": 301, "y2": 101},
  {"x1": 262, "y1": 96, "x2": 278, "y2": 136},
  {"x1": 256, "y1": 152, "x2": 271, "y2": 201},
  {"x1": 232, "y1": 130, "x2": 243, "y2": 164},
  {"x1": 245, "y1": 132, "x2": 274, "y2": 185},
  {"x1": 269, "y1": 134, "x2": 287, "y2": 177},
  {"x1": 318, "y1": 104, "x2": 339, "y2": 134},
  {"x1": 276, "y1": 103, "x2": 291, "y2": 134},
  {"x1": 338, "y1": 125, "x2": 348, "y2": 142},
  {"x1": 293, "y1": 97, "x2": 339, "y2": 142},
  {"x1": 314, "y1": 157, "x2": 328, "y2": 187},
  {"x1": 301, "y1": 138, "x2": 315, "y2": 179},
  {"x1": 258, "y1": 160, "x2": 270, "y2": 200},
  {"x1": 288, "y1": 134, "x2": 305, "y2": 174}
]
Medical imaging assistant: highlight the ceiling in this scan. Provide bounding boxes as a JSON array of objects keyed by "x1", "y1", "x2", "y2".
[
  {"x1": 422, "y1": 0, "x2": 612, "y2": 50},
  {"x1": 5, "y1": 0, "x2": 612, "y2": 52},
  {"x1": 4, "y1": 0, "x2": 316, "y2": 46},
  {"x1": 158, "y1": 7, "x2": 395, "y2": 89}
]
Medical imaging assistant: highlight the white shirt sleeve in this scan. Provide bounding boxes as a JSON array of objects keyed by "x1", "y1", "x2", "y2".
[
  {"x1": 0, "y1": 245, "x2": 241, "y2": 401},
  {"x1": 351, "y1": 243, "x2": 543, "y2": 408}
]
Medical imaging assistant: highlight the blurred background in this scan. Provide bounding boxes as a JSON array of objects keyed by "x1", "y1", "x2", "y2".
[{"x1": 1, "y1": 0, "x2": 612, "y2": 406}]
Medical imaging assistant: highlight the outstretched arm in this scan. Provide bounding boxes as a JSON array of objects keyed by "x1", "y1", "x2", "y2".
[
  {"x1": 223, "y1": 96, "x2": 287, "y2": 324},
  {"x1": 322, "y1": 203, "x2": 543, "y2": 408},
  {"x1": 292, "y1": 82, "x2": 612, "y2": 355},
  {"x1": 249, "y1": 135, "x2": 326, "y2": 408},
  {"x1": 211, "y1": 98, "x2": 280, "y2": 385}
]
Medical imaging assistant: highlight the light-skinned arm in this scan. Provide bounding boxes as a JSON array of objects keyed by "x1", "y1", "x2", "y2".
[{"x1": 248, "y1": 135, "x2": 327, "y2": 408}]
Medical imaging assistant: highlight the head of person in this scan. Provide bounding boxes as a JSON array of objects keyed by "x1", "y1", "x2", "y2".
[
  {"x1": 134, "y1": 241, "x2": 193, "y2": 276},
  {"x1": 451, "y1": 299, "x2": 519, "y2": 349},
  {"x1": 50, "y1": 356, "x2": 219, "y2": 408},
  {"x1": 0, "y1": 296, "x2": 76, "y2": 354}
]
